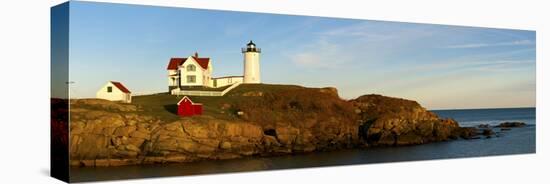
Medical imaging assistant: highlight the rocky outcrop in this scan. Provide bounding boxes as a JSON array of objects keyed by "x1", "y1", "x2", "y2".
[
  {"x1": 69, "y1": 90, "x2": 489, "y2": 167},
  {"x1": 496, "y1": 122, "x2": 526, "y2": 128},
  {"x1": 318, "y1": 87, "x2": 339, "y2": 97},
  {"x1": 351, "y1": 94, "x2": 462, "y2": 146},
  {"x1": 69, "y1": 98, "x2": 357, "y2": 167}
]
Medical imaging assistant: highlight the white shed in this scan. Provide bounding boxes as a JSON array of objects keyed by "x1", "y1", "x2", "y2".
[{"x1": 96, "y1": 81, "x2": 132, "y2": 103}]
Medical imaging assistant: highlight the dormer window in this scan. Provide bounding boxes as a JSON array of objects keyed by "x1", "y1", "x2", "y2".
[{"x1": 187, "y1": 64, "x2": 196, "y2": 71}]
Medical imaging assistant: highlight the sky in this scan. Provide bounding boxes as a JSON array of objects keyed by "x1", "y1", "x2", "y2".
[{"x1": 62, "y1": 1, "x2": 536, "y2": 110}]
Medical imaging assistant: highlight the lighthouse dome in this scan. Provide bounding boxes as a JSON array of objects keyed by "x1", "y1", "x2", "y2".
[
  {"x1": 247, "y1": 40, "x2": 256, "y2": 48},
  {"x1": 242, "y1": 40, "x2": 261, "y2": 53}
]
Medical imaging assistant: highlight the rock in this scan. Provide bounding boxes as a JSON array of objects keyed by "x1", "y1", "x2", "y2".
[
  {"x1": 95, "y1": 159, "x2": 110, "y2": 167},
  {"x1": 182, "y1": 121, "x2": 213, "y2": 139},
  {"x1": 114, "y1": 126, "x2": 136, "y2": 137},
  {"x1": 68, "y1": 87, "x2": 483, "y2": 167},
  {"x1": 126, "y1": 137, "x2": 145, "y2": 147},
  {"x1": 108, "y1": 159, "x2": 139, "y2": 166},
  {"x1": 378, "y1": 131, "x2": 396, "y2": 145},
  {"x1": 496, "y1": 122, "x2": 526, "y2": 128},
  {"x1": 242, "y1": 91, "x2": 263, "y2": 97},
  {"x1": 478, "y1": 124, "x2": 490, "y2": 128},
  {"x1": 276, "y1": 126, "x2": 300, "y2": 145},
  {"x1": 80, "y1": 160, "x2": 95, "y2": 167},
  {"x1": 481, "y1": 129, "x2": 494, "y2": 136},
  {"x1": 142, "y1": 157, "x2": 165, "y2": 165},
  {"x1": 396, "y1": 132, "x2": 423, "y2": 145},
  {"x1": 214, "y1": 153, "x2": 241, "y2": 160},
  {"x1": 125, "y1": 145, "x2": 141, "y2": 152},
  {"x1": 262, "y1": 135, "x2": 281, "y2": 147},
  {"x1": 352, "y1": 94, "x2": 460, "y2": 146},
  {"x1": 129, "y1": 130, "x2": 150, "y2": 140},
  {"x1": 220, "y1": 141, "x2": 232, "y2": 149},
  {"x1": 319, "y1": 87, "x2": 339, "y2": 97},
  {"x1": 458, "y1": 127, "x2": 478, "y2": 139},
  {"x1": 164, "y1": 155, "x2": 188, "y2": 163}
]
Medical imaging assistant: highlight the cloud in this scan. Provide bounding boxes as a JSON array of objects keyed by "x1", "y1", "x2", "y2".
[
  {"x1": 315, "y1": 22, "x2": 436, "y2": 43},
  {"x1": 444, "y1": 39, "x2": 534, "y2": 49},
  {"x1": 290, "y1": 40, "x2": 353, "y2": 69},
  {"x1": 289, "y1": 22, "x2": 437, "y2": 69},
  {"x1": 317, "y1": 23, "x2": 396, "y2": 41}
]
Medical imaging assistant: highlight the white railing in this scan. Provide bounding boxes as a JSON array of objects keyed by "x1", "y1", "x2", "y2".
[
  {"x1": 171, "y1": 82, "x2": 241, "y2": 96},
  {"x1": 132, "y1": 91, "x2": 166, "y2": 96},
  {"x1": 220, "y1": 82, "x2": 241, "y2": 96}
]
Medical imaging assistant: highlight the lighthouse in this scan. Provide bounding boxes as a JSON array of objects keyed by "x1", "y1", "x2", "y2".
[{"x1": 242, "y1": 40, "x2": 261, "y2": 84}]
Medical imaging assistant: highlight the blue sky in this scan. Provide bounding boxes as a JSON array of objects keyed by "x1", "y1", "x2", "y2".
[{"x1": 65, "y1": 1, "x2": 535, "y2": 109}]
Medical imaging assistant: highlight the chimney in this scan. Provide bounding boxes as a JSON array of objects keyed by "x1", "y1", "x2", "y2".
[{"x1": 194, "y1": 52, "x2": 198, "y2": 58}]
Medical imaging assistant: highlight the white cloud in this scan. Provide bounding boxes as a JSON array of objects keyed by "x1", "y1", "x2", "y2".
[
  {"x1": 444, "y1": 39, "x2": 534, "y2": 48},
  {"x1": 318, "y1": 23, "x2": 395, "y2": 41},
  {"x1": 290, "y1": 39, "x2": 354, "y2": 69}
]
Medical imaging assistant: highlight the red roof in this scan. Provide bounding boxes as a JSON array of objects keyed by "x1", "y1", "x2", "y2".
[
  {"x1": 167, "y1": 58, "x2": 186, "y2": 70},
  {"x1": 166, "y1": 56, "x2": 210, "y2": 70},
  {"x1": 110, "y1": 81, "x2": 131, "y2": 93},
  {"x1": 192, "y1": 56, "x2": 210, "y2": 70}
]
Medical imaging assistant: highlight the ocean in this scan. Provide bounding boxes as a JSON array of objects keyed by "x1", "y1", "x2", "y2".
[{"x1": 70, "y1": 107, "x2": 536, "y2": 182}]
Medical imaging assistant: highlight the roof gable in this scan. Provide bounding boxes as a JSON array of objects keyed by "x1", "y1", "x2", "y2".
[
  {"x1": 110, "y1": 81, "x2": 131, "y2": 93},
  {"x1": 191, "y1": 56, "x2": 210, "y2": 70},
  {"x1": 177, "y1": 96, "x2": 202, "y2": 105},
  {"x1": 167, "y1": 58, "x2": 186, "y2": 70},
  {"x1": 167, "y1": 55, "x2": 210, "y2": 71}
]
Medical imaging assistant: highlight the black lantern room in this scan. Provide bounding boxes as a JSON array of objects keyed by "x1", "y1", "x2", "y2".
[{"x1": 242, "y1": 40, "x2": 261, "y2": 53}]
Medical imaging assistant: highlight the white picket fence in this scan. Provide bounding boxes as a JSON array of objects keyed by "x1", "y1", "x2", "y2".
[
  {"x1": 132, "y1": 91, "x2": 166, "y2": 96},
  {"x1": 171, "y1": 82, "x2": 241, "y2": 96}
]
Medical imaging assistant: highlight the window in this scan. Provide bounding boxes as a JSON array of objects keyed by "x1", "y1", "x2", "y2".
[
  {"x1": 107, "y1": 86, "x2": 112, "y2": 93},
  {"x1": 186, "y1": 64, "x2": 196, "y2": 72},
  {"x1": 187, "y1": 75, "x2": 196, "y2": 83}
]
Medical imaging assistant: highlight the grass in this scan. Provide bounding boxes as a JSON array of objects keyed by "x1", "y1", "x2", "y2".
[
  {"x1": 133, "y1": 84, "x2": 301, "y2": 122},
  {"x1": 132, "y1": 83, "x2": 356, "y2": 128},
  {"x1": 226, "y1": 83, "x2": 303, "y2": 95}
]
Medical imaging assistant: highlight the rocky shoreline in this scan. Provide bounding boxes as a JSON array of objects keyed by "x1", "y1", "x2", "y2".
[{"x1": 67, "y1": 89, "x2": 527, "y2": 167}]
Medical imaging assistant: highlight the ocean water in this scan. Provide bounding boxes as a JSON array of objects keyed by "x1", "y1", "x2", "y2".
[
  {"x1": 70, "y1": 108, "x2": 536, "y2": 182},
  {"x1": 433, "y1": 107, "x2": 536, "y2": 126}
]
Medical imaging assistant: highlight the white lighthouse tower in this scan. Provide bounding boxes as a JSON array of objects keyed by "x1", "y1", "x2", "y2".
[{"x1": 242, "y1": 40, "x2": 261, "y2": 84}]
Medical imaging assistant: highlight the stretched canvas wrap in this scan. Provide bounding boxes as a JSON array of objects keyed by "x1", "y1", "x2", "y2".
[{"x1": 51, "y1": 1, "x2": 536, "y2": 183}]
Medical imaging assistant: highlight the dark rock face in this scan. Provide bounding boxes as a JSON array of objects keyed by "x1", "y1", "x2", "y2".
[
  {"x1": 318, "y1": 87, "x2": 339, "y2": 97},
  {"x1": 496, "y1": 122, "x2": 526, "y2": 128},
  {"x1": 351, "y1": 94, "x2": 460, "y2": 146},
  {"x1": 482, "y1": 129, "x2": 495, "y2": 136}
]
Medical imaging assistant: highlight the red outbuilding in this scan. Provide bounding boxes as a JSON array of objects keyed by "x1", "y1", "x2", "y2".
[{"x1": 177, "y1": 96, "x2": 203, "y2": 117}]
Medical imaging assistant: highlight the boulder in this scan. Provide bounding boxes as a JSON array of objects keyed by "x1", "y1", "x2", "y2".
[
  {"x1": 352, "y1": 94, "x2": 461, "y2": 145},
  {"x1": 396, "y1": 132, "x2": 423, "y2": 145},
  {"x1": 481, "y1": 129, "x2": 495, "y2": 136},
  {"x1": 496, "y1": 122, "x2": 526, "y2": 128},
  {"x1": 319, "y1": 87, "x2": 339, "y2": 97}
]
